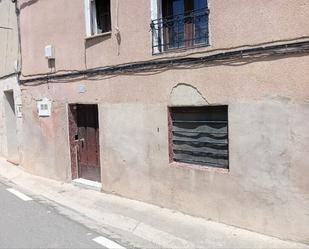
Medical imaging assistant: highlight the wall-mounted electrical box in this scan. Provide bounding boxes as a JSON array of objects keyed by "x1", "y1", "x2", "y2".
[
  {"x1": 37, "y1": 98, "x2": 52, "y2": 117},
  {"x1": 44, "y1": 45, "x2": 55, "y2": 59}
]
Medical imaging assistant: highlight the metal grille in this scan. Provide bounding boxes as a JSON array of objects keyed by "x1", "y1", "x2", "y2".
[
  {"x1": 151, "y1": 7, "x2": 209, "y2": 54},
  {"x1": 170, "y1": 106, "x2": 228, "y2": 168}
]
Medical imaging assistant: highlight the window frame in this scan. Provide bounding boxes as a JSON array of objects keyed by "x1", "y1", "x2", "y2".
[
  {"x1": 168, "y1": 105, "x2": 229, "y2": 172},
  {"x1": 151, "y1": 0, "x2": 210, "y2": 54},
  {"x1": 84, "y1": 0, "x2": 112, "y2": 38}
]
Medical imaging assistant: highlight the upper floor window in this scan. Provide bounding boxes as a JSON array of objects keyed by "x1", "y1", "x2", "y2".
[
  {"x1": 84, "y1": 0, "x2": 111, "y2": 37},
  {"x1": 151, "y1": 0, "x2": 209, "y2": 54}
]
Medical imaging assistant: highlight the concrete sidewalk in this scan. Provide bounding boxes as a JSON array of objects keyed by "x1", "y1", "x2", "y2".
[{"x1": 0, "y1": 157, "x2": 308, "y2": 249}]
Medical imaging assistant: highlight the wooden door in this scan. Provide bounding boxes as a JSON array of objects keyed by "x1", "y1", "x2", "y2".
[
  {"x1": 76, "y1": 104, "x2": 101, "y2": 182},
  {"x1": 162, "y1": 0, "x2": 208, "y2": 49},
  {"x1": 163, "y1": 0, "x2": 185, "y2": 49},
  {"x1": 163, "y1": 0, "x2": 196, "y2": 49}
]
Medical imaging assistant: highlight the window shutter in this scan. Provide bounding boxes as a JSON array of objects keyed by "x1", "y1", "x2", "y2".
[
  {"x1": 84, "y1": 0, "x2": 92, "y2": 36},
  {"x1": 169, "y1": 106, "x2": 229, "y2": 168},
  {"x1": 90, "y1": 0, "x2": 98, "y2": 35},
  {"x1": 151, "y1": 0, "x2": 161, "y2": 54}
]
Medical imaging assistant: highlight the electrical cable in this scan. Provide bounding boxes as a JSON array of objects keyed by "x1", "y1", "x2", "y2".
[{"x1": 20, "y1": 40, "x2": 309, "y2": 85}]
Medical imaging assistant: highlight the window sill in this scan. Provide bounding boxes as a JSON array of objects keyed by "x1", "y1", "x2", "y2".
[
  {"x1": 85, "y1": 31, "x2": 112, "y2": 40},
  {"x1": 169, "y1": 161, "x2": 229, "y2": 174}
]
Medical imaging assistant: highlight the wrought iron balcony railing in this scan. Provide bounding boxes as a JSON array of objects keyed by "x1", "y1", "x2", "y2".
[{"x1": 151, "y1": 8, "x2": 210, "y2": 54}]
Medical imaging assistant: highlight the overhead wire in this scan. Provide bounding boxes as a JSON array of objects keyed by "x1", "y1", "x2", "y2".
[{"x1": 20, "y1": 40, "x2": 309, "y2": 85}]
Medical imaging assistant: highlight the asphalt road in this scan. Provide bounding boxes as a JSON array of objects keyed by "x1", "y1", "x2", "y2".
[{"x1": 0, "y1": 181, "x2": 120, "y2": 249}]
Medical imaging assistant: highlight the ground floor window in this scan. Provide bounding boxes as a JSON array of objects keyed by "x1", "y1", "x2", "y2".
[{"x1": 169, "y1": 106, "x2": 228, "y2": 169}]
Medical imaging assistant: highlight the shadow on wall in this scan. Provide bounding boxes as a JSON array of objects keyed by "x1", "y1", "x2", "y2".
[{"x1": 85, "y1": 34, "x2": 112, "y2": 49}]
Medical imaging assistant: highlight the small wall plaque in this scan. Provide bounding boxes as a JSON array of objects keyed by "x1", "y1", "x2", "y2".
[
  {"x1": 37, "y1": 98, "x2": 52, "y2": 117},
  {"x1": 16, "y1": 104, "x2": 22, "y2": 118},
  {"x1": 79, "y1": 85, "x2": 86, "y2": 93}
]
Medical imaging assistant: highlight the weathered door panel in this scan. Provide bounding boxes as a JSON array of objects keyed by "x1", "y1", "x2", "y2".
[{"x1": 76, "y1": 105, "x2": 101, "y2": 182}]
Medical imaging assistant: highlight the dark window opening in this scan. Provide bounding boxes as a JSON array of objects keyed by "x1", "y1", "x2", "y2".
[
  {"x1": 151, "y1": 0, "x2": 209, "y2": 53},
  {"x1": 169, "y1": 106, "x2": 229, "y2": 169},
  {"x1": 92, "y1": 0, "x2": 111, "y2": 34}
]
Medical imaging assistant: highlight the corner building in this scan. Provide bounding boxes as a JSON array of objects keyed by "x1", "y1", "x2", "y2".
[
  {"x1": 18, "y1": 0, "x2": 309, "y2": 243},
  {"x1": 0, "y1": 0, "x2": 22, "y2": 165}
]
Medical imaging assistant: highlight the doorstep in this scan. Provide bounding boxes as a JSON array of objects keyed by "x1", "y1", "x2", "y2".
[{"x1": 72, "y1": 178, "x2": 102, "y2": 191}]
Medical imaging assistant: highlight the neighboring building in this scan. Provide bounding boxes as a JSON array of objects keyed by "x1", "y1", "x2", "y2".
[
  {"x1": 0, "y1": 0, "x2": 21, "y2": 164},
  {"x1": 17, "y1": 0, "x2": 309, "y2": 243}
]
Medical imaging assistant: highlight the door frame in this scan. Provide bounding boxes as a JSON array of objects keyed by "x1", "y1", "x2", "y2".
[{"x1": 68, "y1": 103, "x2": 101, "y2": 181}]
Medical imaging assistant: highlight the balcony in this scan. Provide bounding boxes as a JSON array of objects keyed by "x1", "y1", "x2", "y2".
[{"x1": 151, "y1": 7, "x2": 210, "y2": 54}]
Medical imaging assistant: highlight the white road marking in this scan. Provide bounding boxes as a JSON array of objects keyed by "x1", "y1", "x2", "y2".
[
  {"x1": 93, "y1": 236, "x2": 126, "y2": 249},
  {"x1": 6, "y1": 188, "x2": 33, "y2": 201}
]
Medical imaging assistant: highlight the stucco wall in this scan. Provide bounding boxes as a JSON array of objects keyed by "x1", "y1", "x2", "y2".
[
  {"x1": 18, "y1": 0, "x2": 309, "y2": 77},
  {"x1": 17, "y1": 0, "x2": 309, "y2": 243},
  {"x1": 0, "y1": 0, "x2": 19, "y2": 76},
  {"x1": 20, "y1": 54, "x2": 309, "y2": 242},
  {"x1": 0, "y1": 0, "x2": 21, "y2": 162},
  {"x1": 0, "y1": 76, "x2": 22, "y2": 162},
  {"x1": 21, "y1": 97, "x2": 71, "y2": 179}
]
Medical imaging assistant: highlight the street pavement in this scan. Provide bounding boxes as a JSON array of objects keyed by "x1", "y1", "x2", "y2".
[
  {"x1": 0, "y1": 181, "x2": 124, "y2": 249},
  {"x1": 0, "y1": 158, "x2": 308, "y2": 249}
]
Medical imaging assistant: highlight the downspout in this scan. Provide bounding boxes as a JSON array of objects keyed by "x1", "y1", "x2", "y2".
[
  {"x1": 12, "y1": 0, "x2": 22, "y2": 81},
  {"x1": 11, "y1": 0, "x2": 22, "y2": 166},
  {"x1": 115, "y1": 0, "x2": 121, "y2": 55}
]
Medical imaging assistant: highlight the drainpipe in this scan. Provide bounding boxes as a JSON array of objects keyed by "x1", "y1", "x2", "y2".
[
  {"x1": 11, "y1": 0, "x2": 23, "y2": 166},
  {"x1": 12, "y1": 0, "x2": 22, "y2": 80}
]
